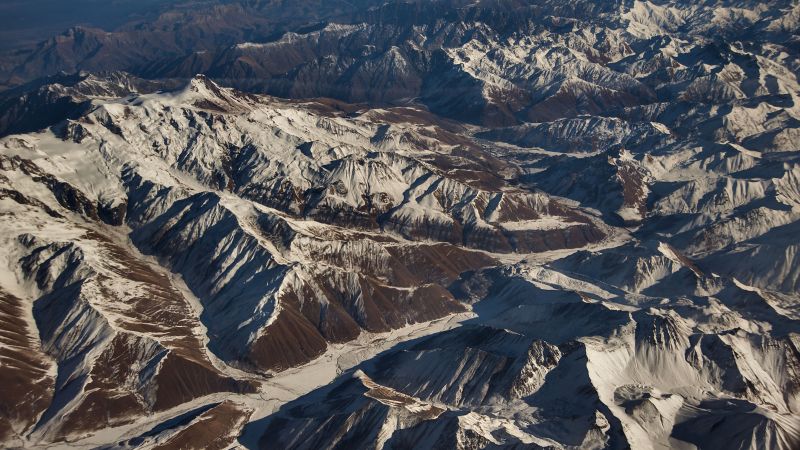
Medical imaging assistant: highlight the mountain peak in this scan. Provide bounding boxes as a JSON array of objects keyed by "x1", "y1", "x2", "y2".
[
  {"x1": 174, "y1": 74, "x2": 249, "y2": 112},
  {"x1": 186, "y1": 74, "x2": 224, "y2": 97}
]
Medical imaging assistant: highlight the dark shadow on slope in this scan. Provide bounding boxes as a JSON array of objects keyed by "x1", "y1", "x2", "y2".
[
  {"x1": 103, "y1": 402, "x2": 221, "y2": 449},
  {"x1": 240, "y1": 269, "x2": 633, "y2": 449}
]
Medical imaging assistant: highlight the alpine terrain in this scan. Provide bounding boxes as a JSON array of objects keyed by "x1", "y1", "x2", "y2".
[{"x1": 0, "y1": 1, "x2": 799, "y2": 449}]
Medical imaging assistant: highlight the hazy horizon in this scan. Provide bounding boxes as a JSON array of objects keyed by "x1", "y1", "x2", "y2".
[{"x1": 0, "y1": 0, "x2": 185, "y2": 50}]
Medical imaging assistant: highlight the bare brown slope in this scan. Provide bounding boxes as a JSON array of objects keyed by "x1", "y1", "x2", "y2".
[{"x1": 0, "y1": 290, "x2": 54, "y2": 445}]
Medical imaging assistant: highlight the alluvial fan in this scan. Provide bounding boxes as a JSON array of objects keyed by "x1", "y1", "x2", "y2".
[{"x1": 0, "y1": 0, "x2": 799, "y2": 449}]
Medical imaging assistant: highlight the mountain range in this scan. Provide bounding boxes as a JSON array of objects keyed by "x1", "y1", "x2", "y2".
[{"x1": 0, "y1": 1, "x2": 799, "y2": 449}]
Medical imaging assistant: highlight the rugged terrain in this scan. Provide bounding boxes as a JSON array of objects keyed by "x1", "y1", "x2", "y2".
[{"x1": 0, "y1": 0, "x2": 799, "y2": 449}]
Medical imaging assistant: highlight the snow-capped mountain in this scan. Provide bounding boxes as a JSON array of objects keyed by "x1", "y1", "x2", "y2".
[{"x1": 0, "y1": 1, "x2": 798, "y2": 449}]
